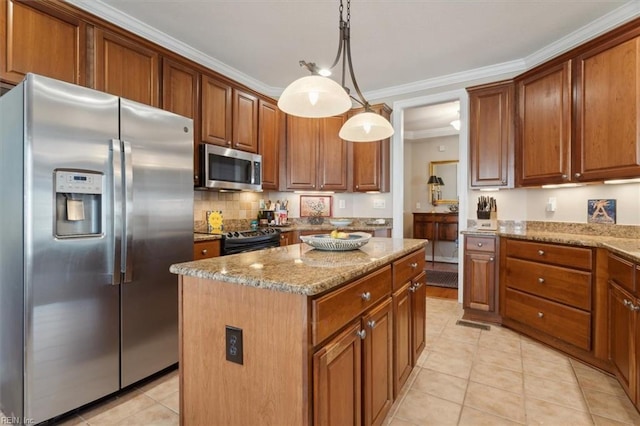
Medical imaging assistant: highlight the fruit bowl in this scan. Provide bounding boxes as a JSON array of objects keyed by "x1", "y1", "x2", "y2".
[
  {"x1": 300, "y1": 232, "x2": 371, "y2": 251},
  {"x1": 329, "y1": 219, "x2": 353, "y2": 227}
]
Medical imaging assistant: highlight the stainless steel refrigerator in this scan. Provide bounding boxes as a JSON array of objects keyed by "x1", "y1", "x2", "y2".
[{"x1": 0, "y1": 74, "x2": 193, "y2": 424}]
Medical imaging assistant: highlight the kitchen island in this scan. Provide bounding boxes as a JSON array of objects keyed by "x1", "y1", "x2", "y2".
[{"x1": 170, "y1": 237, "x2": 427, "y2": 426}]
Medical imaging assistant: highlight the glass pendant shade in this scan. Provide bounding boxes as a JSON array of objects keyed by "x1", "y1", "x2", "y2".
[
  {"x1": 277, "y1": 75, "x2": 352, "y2": 118},
  {"x1": 339, "y1": 111, "x2": 394, "y2": 142}
]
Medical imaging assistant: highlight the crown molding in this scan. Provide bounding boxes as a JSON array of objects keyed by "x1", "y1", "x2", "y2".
[{"x1": 405, "y1": 126, "x2": 459, "y2": 141}]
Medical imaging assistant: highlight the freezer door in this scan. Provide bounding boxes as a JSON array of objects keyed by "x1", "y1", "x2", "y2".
[
  {"x1": 24, "y1": 75, "x2": 120, "y2": 423},
  {"x1": 119, "y1": 98, "x2": 193, "y2": 386}
]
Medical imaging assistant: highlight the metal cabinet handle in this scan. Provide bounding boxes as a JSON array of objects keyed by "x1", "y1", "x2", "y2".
[
  {"x1": 538, "y1": 277, "x2": 545, "y2": 284},
  {"x1": 410, "y1": 262, "x2": 418, "y2": 269},
  {"x1": 361, "y1": 291, "x2": 371, "y2": 301},
  {"x1": 537, "y1": 312, "x2": 544, "y2": 318},
  {"x1": 477, "y1": 242, "x2": 483, "y2": 247},
  {"x1": 561, "y1": 174, "x2": 568, "y2": 180},
  {"x1": 227, "y1": 141, "x2": 232, "y2": 146},
  {"x1": 356, "y1": 329, "x2": 367, "y2": 340},
  {"x1": 202, "y1": 249, "x2": 208, "y2": 255},
  {"x1": 574, "y1": 173, "x2": 582, "y2": 178},
  {"x1": 409, "y1": 284, "x2": 417, "y2": 293},
  {"x1": 367, "y1": 320, "x2": 376, "y2": 329},
  {"x1": 624, "y1": 299, "x2": 633, "y2": 308},
  {"x1": 489, "y1": 257, "x2": 495, "y2": 262},
  {"x1": 538, "y1": 250, "x2": 545, "y2": 256}
]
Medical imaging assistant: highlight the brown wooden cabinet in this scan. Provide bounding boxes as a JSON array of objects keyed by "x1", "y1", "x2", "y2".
[
  {"x1": 515, "y1": 61, "x2": 572, "y2": 186},
  {"x1": 574, "y1": 29, "x2": 640, "y2": 182},
  {"x1": 279, "y1": 231, "x2": 291, "y2": 246},
  {"x1": 413, "y1": 212, "x2": 458, "y2": 263},
  {"x1": 1, "y1": 0, "x2": 86, "y2": 85},
  {"x1": 285, "y1": 115, "x2": 348, "y2": 191},
  {"x1": 93, "y1": 28, "x2": 159, "y2": 107},
  {"x1": 348, "y1": 104, "x2": 391, "y2": 193},
  {"x1": 463, "y1": 235, "x2": 499, "y2": 323},
  {"x1": 468, "y1": 81, "x2": 514, "y2": 188},
  {"x1": 258, "y1": 99, "x2": 282, "y2": 190},
  {"x1": 161, "y1": 57, "x2": 199, "y2": 182},
  {"x1": 201, "y1": 74, "x2": 259, "y2": 153},
  {"x1": 193, "y1": 240, "x2": 221, "y2": 260}
]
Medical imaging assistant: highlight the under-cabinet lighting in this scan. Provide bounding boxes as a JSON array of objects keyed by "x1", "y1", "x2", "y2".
[
  {"x1": 293, "y1": 191, "x2": 335, "y2": 194},
  {"x1": 366, "y1": 191, "x2": 381, "y2": 194},
  {"x1": 603, "y1": 178, "x2": 640, "y2": 185},
  {"x1": 541, "y1": 183, "x2": 585, "y2": 189},
  {"x1": 479, "y1": 188, "x2": 500, "y2": 192}
]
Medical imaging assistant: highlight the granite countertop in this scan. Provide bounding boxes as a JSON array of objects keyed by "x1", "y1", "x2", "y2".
[
  {"x1": 171, "y1": 238, "x2": 427, "y2": 296},
  {"x1": 463, "y1": 228, "x2": 640, "y2": 263}
]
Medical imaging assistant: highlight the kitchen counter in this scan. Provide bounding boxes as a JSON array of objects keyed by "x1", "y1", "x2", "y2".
[{"x1": 171, "y1": 237, "x2": 426, "y2": 295}]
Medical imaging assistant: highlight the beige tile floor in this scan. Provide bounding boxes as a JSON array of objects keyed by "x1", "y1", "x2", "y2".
[{"x1": 2, "y1": 297, "x2": 639, "y2": 425}]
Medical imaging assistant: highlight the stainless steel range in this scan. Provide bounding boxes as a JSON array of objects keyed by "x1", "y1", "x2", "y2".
[{"x1": 221, "y1": 228, "x2": 281, "y2": 255}]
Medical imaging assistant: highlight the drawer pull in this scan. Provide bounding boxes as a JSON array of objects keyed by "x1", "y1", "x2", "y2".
[
  {"x1": 201, "y1": 249, "x2": 208, "y2": 255},
  {"x1": 367, "y1": 320, "x2": 376, "y2": 329},
  {"x1": 409, "y1": 284, "x2": 417, "y2": 293},
  {"x1": 361, "y1": 291, "x2": 372, "y2": 301},
  {"x1": 410, "y1": 262, "x2": 418, "y2": 269},
  {"x1": 624, "y1": 299, "x2": 632, "y2": 307},
  {"x1": 538, "y1": 277, "x2": 545, "y2": 284},
  {"x1": 537, "y1": 312, "x2": 544, "y2": 318},
  {"x1": 356, "y1": 329, "x2": 367, "y2": 340},
  {"x1": 489, "y1": 257, "x2": 494, "y2": 262},
  {"x1": 538, "y1": 250, "x2": 545, "y2": 256},
  {"x1": 477, "y1": 242, "x2": 483, "y2": 247}
]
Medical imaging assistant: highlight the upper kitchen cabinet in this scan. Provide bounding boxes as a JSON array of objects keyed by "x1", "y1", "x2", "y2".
[
  {"x1": 93, "y1": 28, "x2": 159, "y2": 107},
  {"x1": 515, "y1": 61, "x2": 572, "y2": 187},
  {"x1": 200, "y1": 73, "x2": 259, "y2": 153},
  {"x1": 468, "y1": 81, "x2": 514, "y2": 188},
  {"x1": 1, "y1": 0, "x2": 86, "y2": 85},
  {"x1": 161, "y1": 57, "x2": 199, "y2": 183},
  {"x1": 573, "y1": 26, "x2": 640, "y2": 182},
  {"x1": 285, "y1": 114, "x2": 348, "y2": 191},
  {"x1": 348, "y1": 104, "x2": 391, "y2": 193},
  {"x1": 258, "y1": 99, "x2": 282, "y2": 190}
]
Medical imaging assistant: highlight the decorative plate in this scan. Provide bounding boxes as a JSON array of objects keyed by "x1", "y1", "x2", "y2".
[
  {"x1": 329, "y1": 219, "x2": 353, "y2": 227},
  {"x1": 300, "y1": 232, "x2": 371, "y2": 251}
]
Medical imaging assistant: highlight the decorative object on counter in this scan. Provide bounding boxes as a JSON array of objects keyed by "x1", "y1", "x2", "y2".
[
  {"x1": 329, "y1": 218, "x2": 352, "y2": 227},
  {"x1": 300, "y1": 195, "x2": 332, "y2": 224},
  {"x1": 448, "y1": 204, "x2": 459, "y2": 212},
  {"x1": 277, "y1": 0, "x2": 394, "y2": 142},
  {"x1": 206, "y1": 210, "x2": 224, "y2": 233},
  {"x1": 300, "y1": 232, "x2": 371, "y2": 251},
  {"x1": 365, "y1": 218, "x2": 387, "y2": 226},
  {"x1": 476, "y1": 196, "x2": 498, "y2": 230},
  {"x1": 587, "y1": 199, "x2": 616, "y2": 224}
]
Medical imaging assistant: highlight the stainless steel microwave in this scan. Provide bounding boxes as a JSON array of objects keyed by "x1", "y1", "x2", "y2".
[{"x1": 199, "y1": 144, "x2": 262, "y2": 191}]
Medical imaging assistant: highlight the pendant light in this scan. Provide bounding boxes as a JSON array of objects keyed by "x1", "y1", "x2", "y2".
[{"x1": 277, "y1": 0, "x2": 394, "y2": 142}]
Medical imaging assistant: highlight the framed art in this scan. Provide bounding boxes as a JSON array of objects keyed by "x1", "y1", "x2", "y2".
[
  {"x1": 587, "y1": 199, "x2": 616, "y2": 224},
  {"x1": 300, "y1": 195, "x2": 332, "y2": 217}
]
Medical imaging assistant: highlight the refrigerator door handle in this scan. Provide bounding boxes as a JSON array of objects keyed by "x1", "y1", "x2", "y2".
[
  {"x1": 122, "y1": 140, "x2": 134, "y2": 283},
  {"x1": 111, "y1": 139, "x2": 123, "y2": 285}
]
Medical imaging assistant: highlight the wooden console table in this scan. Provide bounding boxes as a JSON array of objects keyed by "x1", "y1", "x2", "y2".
[{"x1": 413, "y1": 212, "x2": 459, "y2": 263}]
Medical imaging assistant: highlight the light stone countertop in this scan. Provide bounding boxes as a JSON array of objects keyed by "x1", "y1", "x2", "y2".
[{"x1": 171, "y1": 238, "x2": 427, "y2": 296}]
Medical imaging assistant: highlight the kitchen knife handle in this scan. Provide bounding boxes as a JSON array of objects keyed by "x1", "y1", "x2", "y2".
[{"x1": 122, "y1": 140, "x2": 134, "y2": 283}]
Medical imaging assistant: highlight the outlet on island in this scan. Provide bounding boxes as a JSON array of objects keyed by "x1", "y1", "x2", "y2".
[{"x1": 225, "y1": 325, "x2": 243, "y2": 365}]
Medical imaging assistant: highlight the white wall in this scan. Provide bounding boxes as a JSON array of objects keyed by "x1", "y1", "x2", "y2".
[{"x1": 264, "y1": 191, "x2": 393, "y2": 220}]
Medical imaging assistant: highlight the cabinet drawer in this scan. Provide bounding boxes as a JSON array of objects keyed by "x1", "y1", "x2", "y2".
[
  {"x1": 505, "y1": 288, "x2": 591, "y2": 351},
  {"x1": 465, "y1": 236, "x2": 495, "y2": 253},
  {"x1": 312, "y1": 265, "x2": 391, "y2": 345},
  {"x1": 392, "y1": 249, "x2": 425, "y2": 291},
  {"x1": 505, "y1": 239, "x2": 592, "y2": 270},
  {"x1": 505, "y1": 258, "x2": 591, "y2": 311},
  {"x1": 608, "y1": 253, "x2": 635, "y2": 294},
  {"x1": 193, "y1": 240, "x2": 221, "y2": 260}
]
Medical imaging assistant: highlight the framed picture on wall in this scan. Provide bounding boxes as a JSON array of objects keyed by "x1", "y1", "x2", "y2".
[
  {"x1": 587, "y1": 199, "x2": 616, "y2": 224},
  {"x1": 300, "y1": 195, "x2": 332, "y2": 217}
]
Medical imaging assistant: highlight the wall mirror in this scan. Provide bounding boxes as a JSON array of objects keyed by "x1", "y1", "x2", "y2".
[{"x1": 429, "y1": 160, "x2": 458, "y2": 205}]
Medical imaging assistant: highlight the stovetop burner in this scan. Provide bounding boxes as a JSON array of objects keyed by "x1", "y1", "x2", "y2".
[
  {"x1": 224, "y1": 227, "x2": 280, "y2": 239},
  {"x1": 220, "y1": 227, "x2": 281, "y2": 256}
]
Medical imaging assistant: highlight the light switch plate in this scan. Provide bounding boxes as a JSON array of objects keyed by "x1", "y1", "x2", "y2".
[{"x1": 373, "y1": 199, "x2": 385, "y2": 209}]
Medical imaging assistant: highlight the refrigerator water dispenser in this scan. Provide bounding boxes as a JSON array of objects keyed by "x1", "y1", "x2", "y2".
[{"x1": 54, "y1": 169, "x2": 103, "y2": 237}]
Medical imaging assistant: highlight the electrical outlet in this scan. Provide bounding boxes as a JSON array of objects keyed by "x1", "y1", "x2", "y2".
[
  {"x1": 546, "y1": 197, "x2": 557, "y2": 212},
  {"x1": 225, "y1": 326, "x2": 243, "y2": 365},
  {"x1": 416, "y1": 202, "x2": 421, "y2": 209},
  {"x1": 339, "y1": 199, "x2": 346, "y2": 209},
  {"x1": 373, "y1": 199, "x2": 385, "y2": 209}
]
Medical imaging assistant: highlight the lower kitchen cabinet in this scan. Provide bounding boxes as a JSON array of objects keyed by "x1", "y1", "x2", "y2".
[
  {"x1": 463, "y1": 235, "x2": 500, "y2": 323},
  {"x1": 193, "y1": 240, "x2": 220, "y2": 260}
]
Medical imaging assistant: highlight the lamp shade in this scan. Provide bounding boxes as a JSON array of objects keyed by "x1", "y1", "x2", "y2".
[
  {"x1": 427, "y1": 175, "x2": 438, "y2": 184},
  {"x1": 339, "y1": 111, "x2": 394, "y2": 142},
  {"x1": 277, "y1": 75, "x2": 352, "y2": 118},
  {"x1": 437, "y1": 177, "x2": 444, "y2": 185}
]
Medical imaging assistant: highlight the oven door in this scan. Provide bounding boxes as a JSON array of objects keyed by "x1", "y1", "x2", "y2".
[
  {"x1": 200, "y1": 144, "x2": 262, "y2": 191},
  {"x1": 221, "y1": 234, "x2": 280, "y2": 256}
]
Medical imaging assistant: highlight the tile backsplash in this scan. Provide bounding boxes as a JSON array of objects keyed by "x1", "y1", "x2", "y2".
[{"x1": 193, "y1": 190, "x2": 262, "y2": 230}]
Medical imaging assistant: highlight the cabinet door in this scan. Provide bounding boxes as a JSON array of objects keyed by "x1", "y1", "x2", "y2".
[
  {"x1": 1, "y1": 0, "x2": 86, "y2": 85},
  {"x1": 609, "y1": 282, "x2": 637, "y2": 401},
  {"x1": 464, "y1": 251, "x2": 496, "y2": 312},
  {"x1": 468, "y1": 81, "x2": 513, "y2": 187},
  {"x1": 313, "y1": 322, "x2": 362, "y2": 426},
  {"x1": 279, "y1": 231, "x2": 291, "y2": 246},
  {"x1": 201, "y1": 74, "x2": 232, "y2": 147},
  {"x1": 574, "y1": 33, "x2": 640, "y2": 181},
  {"x1": 232, "y1": 88, "x2": 258, "y2": 153},
  {"x1": 162, "y1": 58, "x2": 199, "y2": 182},
  {"x1": 94, "y1": 28, "x2": 159, "y2": 107},
  {"x1": 258, "y1": 100, "x2": 281, "y2": 190},
  {"x1": 392, "y1": 283, "x2": 412, "y2": 398},
  {"x1": 516, "y1": 61, "x2": 572, "y2": 186},
  {"x1": 318, "y1": 115, "x2": 348, "y2": 191},
  {"x1": 362, "y1": 298, "x2": 393, "y2": 426},
  {"x1": 286, "y1": 115, "x2": 318, "y2": 190},
  {"x1": 438, "y1": 215, "x2": 459, "y2": 242},
  {"x1": 411, "y1": 272, "x2": 427, "y2": 364},
  {"x1": 349, "y1": 104, "x2": 391, "y2": 193}
]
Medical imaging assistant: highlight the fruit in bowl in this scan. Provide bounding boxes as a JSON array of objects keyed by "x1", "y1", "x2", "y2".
[{"x1": 330, "y1": 230, "x2": 349, "y2": 239}]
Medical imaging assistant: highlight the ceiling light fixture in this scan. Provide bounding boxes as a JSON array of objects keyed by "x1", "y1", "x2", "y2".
[{"x1": 277, "y1": 0, "x2": 394, "y2": 142}]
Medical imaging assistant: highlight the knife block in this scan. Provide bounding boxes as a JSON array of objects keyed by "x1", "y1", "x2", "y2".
[{"x1": 477, "y1": 211, "x2": 498, "y2": 231}]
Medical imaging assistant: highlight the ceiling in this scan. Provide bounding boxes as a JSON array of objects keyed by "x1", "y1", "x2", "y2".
[{"x1": 69, "y1": 0, "x2": 638, "y2": 134}]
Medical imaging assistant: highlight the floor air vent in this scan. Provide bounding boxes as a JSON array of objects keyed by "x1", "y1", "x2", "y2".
[{"x1": 455, "y1": 320, "x2": 490, "y2": 331}]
